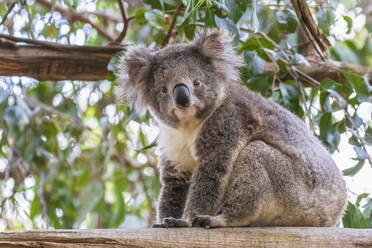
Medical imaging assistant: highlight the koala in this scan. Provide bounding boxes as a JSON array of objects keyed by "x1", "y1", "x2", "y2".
[{"x1": 117, "y1": 30, "x2": 347, "y2": 228}]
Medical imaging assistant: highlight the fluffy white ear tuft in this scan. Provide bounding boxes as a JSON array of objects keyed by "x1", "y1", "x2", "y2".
[
  {"x1": 116, "y1": 46, "x2": 153, "y2": 116},
  {"x1": 194, "y1": 30, "x2": 243, "y2": 81}
]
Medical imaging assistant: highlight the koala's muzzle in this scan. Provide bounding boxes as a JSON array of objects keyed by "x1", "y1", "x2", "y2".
[{"x1": 173, "y1": 84, "x2": 190, "y2": 109}]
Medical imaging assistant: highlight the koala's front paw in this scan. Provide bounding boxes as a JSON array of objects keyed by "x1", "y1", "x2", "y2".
[
  {"x1": 192, "y1": 215, "x2": 227, "y2": 228},
  {"x1": 152, "y1": 223, "x2": 167, "y2": 228},
  {"x1": 153, "y1": 217, "x2": 190, "y2": 228},
  {"x1": 192, "y1": 215, "x2": 213, "y2": 228}
]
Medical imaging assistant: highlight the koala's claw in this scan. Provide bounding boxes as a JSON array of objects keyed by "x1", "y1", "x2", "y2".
[
  {"x1": 152, "y1": 223, "x2": 167, "y2": 228},
  {"x1": 164, "y1": 217, "x2": 190, "y2": 227},
  {"x1": 153, "y1": 217, "x2": 190, "y2": 228},
  {"x1": 192, "y1": 215, "x2": 212, "y2": 228}
]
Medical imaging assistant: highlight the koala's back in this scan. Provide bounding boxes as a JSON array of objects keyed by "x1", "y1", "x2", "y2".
[
  {"x1": 234, "y1": 83, "x2": 343, "y2": 180},
  {"x1": 220, "y1": 83, "x2": 347, "y2": 226}
]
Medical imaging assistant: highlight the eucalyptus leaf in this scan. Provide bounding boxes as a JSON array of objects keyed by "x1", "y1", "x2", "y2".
[
  {"x1": 135, "y1": 9, "x2": 147, "y2": 24},
  {"x1": 145, "y1": 9, "x2": 166, "y2": 29},
  {"x1": 211, "y1": 1, "x2": 229, "y2": 18},
  {"x1": 279, "y1": 80, "x2": 304, "y2": 117},
  {"x1": 276, "y1": 9, "x2": 298, "y2": 34},
  {"x1": 317, "y1": 9, "x2": 335, "y2": 36},
  {"x1": 365, "y1": 126, "x2": 372, "y2": 145},
  {"x1": 353, "y1": 146, "x2": 369, "y2": 160},
  {"x1": 343, "y1": 15, "x2": 353, "y2": 34},
  {"x1": 343, "y1": 160, "x2": 364, "y2": 176},
  {"x1": 214, "y1": 16, "x2": 239, "y2": 45},
  {"x1": 319, "y1": 113, "x2": 340, "y2": 152},
  {"x1": 343, "y1": 201, "x2": 368, "y2": 228},
  {"x1": 243, "y1": 51, "x2": 264, "y2": 77},
  {"x1": 225, "y1": 0, "x2": 249, "y2": 23},
  {"x1": 75, "y1": 181, "x2": 104, "y2": 226},
  {"x1": 356, "y1": 193, "x2": 369, "y2": 207},
  {"x1": 251, "y1": 0, "x2": 259, "y2": 32}
]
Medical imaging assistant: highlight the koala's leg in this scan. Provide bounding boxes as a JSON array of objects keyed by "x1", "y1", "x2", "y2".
[
  {"x1": 152, "y1": 161, "x2": 190, "y2": 228},
  {"x1": 193, "y1": 141, "x2": 301, "y2": 227},
  {"x1": 192, "y1": 140, "x2": 275, "y2": 228},
  {"x1": 181, "y1": 105, "x2": 251, "y2": 226}
]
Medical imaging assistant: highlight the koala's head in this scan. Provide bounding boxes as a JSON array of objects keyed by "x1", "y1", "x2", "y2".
[{"x1": 117, "y1": 30, "x2": 242, "y2": 128}]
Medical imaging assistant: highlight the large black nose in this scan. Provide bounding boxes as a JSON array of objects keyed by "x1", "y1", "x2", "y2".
[{"x1": 173, "y1": 84, "x2": 190, "y2": 108}]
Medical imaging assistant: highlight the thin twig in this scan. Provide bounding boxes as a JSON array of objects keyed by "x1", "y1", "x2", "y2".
[
  {"x1": 344, "y1": 112, "x2": 372, "y2": 166},
  {"x1": 35, "y1": 0, "x2": 116, "y2": 42},
  {"x1": 299, "y1": 82, "x2": 315, "y2": 131},
  {"x1": 86, "y1": 10, "x2": 122, "y2": 23},
  {"x1": 115, "y1": 0, "x2": 131, "y2": 44},
  {"x1": 138, "y1": 170, "x2": 154, "y2": 226},
  {"x1": 0, "y1": 1, "x2": 18, "y2": 25},
  {"x1": 24, "y1": 2, "x2": 35, "y2": 39},
  {"x1": 38, "y1": 172, "x2": 50, "y2": 228},
  {"x1": 0, "y1": 34, "x2": 125, "y2": 52},
  {"x1": 292, "y1": 67, "x2": 320, "y2": 87},
  {"x1": 25, "y1": 97, "x2": 72, "y2": 120},
  {"x1": 161, "y1": 3, "x2": 183, "y2": 47}
]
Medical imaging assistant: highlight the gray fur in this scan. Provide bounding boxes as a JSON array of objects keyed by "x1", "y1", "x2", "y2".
[{"x1": 117, "y1": 30, "x2": 347, "y2": 228}]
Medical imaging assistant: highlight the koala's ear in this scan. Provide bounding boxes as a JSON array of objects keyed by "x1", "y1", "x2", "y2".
[
  {"x1": 193, "y1": 30, "x2": 243, "y2": 81},
  {"x1": 116, "y1": 46, "x2": 153, "y2": 116}
]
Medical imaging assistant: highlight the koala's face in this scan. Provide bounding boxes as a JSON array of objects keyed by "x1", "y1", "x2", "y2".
[
  {"x1": 117, "y1": 30, "x2": 242, "y2": 128},
  {"x1": 144, "y1": 48, "x2": 224, "y2": 127}
]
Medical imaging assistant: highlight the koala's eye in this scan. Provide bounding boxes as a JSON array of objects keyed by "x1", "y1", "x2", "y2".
[
  {"x1": 193, "y1": 79, "x2": 201, "y2": 87},
  {"x1": 161, "y1": 87, "x2": 168, "y2": 94}
]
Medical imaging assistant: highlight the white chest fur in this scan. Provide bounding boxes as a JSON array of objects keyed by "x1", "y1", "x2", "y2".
[{"x1": 158, "y1": 122, "x2": 202, "y2": 172}]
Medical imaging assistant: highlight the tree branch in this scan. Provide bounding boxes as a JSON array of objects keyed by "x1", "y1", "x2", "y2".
[
  {"x1": 0, "y1": 38, "x2": 124, "y2": 81},
  {"x1": 0, "y1": 228, "x2": 372, "y2": 247},
  {"x1": 264, "y1": 59, "x2": 372, "y2": 86},
  {"x1": 0, "y1": 36, "x2": 371, "y2": 84},
  {"x1": 86, "y1": 10, "x2": 122, "y2": 23},
  {"x1": 161, "y1": 3, "x2": 183, "y2": 47},
  {"x1": 290, "y1": 0, "x2": 330, "y2": 60},
  {"x1": 35, "y1": 0, "x2": 116, "y2": 42},
  {"x1": 0, "y1": 34, "x2": 125, "y2": 52},
  {"x1": 115, "y1": 0, "x2": 133, "y2": 44},
  {"x1": 0, "y1": 0, "x2": 18, "y2": 25}
]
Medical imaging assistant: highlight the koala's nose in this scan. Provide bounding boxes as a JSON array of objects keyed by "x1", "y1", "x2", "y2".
[{"x1": 173, "y1": 84, "x2": 190, "y2": 109}]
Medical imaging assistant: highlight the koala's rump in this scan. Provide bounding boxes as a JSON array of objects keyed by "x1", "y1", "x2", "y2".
[{"x1": 219, "y1": 140, "x2": 347, "y2": 227}]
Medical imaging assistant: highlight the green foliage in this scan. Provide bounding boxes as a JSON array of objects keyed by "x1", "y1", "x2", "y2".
[
  {"x1": 343, "y1": 16, "x2": 353, "y2": 34},
  {"x1": 0, "y1": 0, "x2": 371, "y2": 230},
  {"x1": 276, "y1": 9, "x2": 298, "y2": 34},
  {"x1": 317, "y1": 9, "x2": 335, "y2": 36},
  {"x1": 0, "y1": 78, "x2": 160, "y2": 229},
  {"x1": 343, "y1": 194, "x2": 372, "y2": 228}
]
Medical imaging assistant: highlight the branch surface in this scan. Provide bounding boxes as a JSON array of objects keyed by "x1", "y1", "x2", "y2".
[
  {"x1": 0, "y1": 36, "x2": 371, "y2": 83},
  {"x1": 0, "y1": 227, "x2": 372, "y2": 248},
  {"x1": 0, "y1": 38, "x2": 124, "y2": 81}
]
